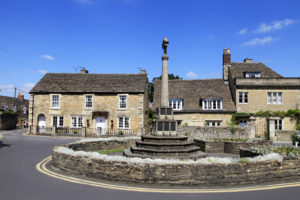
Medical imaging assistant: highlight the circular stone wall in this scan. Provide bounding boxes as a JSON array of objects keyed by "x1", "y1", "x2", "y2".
[{"x1": 52, "y1": 137, "x2": 300, "y2": 186}]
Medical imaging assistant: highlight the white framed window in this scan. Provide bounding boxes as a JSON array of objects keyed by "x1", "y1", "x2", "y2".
[
  {"x1": 275, "y1": 119, "x2": 283, "y2": 130},
  {"x1": 13, "y1": 105, "x2": 17, "y2": 112},
  {"x1": 71, "y1": 116, "x2": 83, "y2": 128},
  {"x1": 245, "y1": 72, "x2": 261, "y2": 78},
  {"x1": 4, "y1": 104, "x2": 8, "y2": 111},
  {"x1": 206, "y1": 121, "x2": 221, "y2": 127},
  {"x1": 119, "y1": 95, "x2": 127, "y2": 109},
  {"x1": 51, "y1": 94, "x2": 60, "y2": 109},
  {"x1": 85, "y1": 95, "x2": 93, "y2": 109},
  {"x1": 52, "y1": 116, "x2": 64, "y2": 127},
  {"x1": 201, "y1": 99, "x2": 222, "y2": 110},
  {"x1": 23, "y1": 106, "x2": 27, "y2": 114},
  {"x1": 118, "y1": 117, "x2": 129, "y2": 129},
  {"x1": 169, "y1": 99, "x2": 183, "y2": 110},
  {"x1": 239, "y1": 120, "x2": 248, "y2": 127},
  {"x1": 267, "y1": 92, "x2": 282, "y2": 104},
  {"x1": 239, "y1": 92, "x2": 248, "y2": 104}
]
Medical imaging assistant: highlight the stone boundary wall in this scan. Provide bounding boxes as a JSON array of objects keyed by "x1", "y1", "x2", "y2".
[
  {"x1": 68, "y1": 139, "x2": 137, "y2": 152},
  {"x1": 194, "y1": 140, "x2": 224, "y2": 153},
  {"x1": 52, "y1": 138, "x2": 300, "y2": 186},
  {"x1": 194, "y1": 139, "x2": 272, "y2": 154},
  {"x1": 224, "y1": 140, "x2": 272, "y2": 154},
  {"x1": 178, "y1": 126, "x2": 250, "y2": 139},
  {"x1": 275, "y1": 130, "x2": 294, "y2": 142}
]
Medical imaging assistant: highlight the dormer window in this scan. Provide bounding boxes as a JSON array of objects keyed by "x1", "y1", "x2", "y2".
[
  {"x1": 169, "y1": 99, "x2": 183, "y2": 110},
  {"x1": 244, "y1": 72, "x2": 261, "y2": 78},
  {"x1": 200, "y1": 99, "x2": 222, "y2": 110}
]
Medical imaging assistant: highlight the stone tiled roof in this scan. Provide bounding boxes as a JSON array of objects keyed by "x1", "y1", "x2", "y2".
[
  {"x1": 153, "y1": 79, "x2": 236, "y2": 112},
  {"x1": 229, "y1": 62, "x2": 282, "y2": 78},
  {"x1": 0, "y1": 95, "x2": 29, "y2": 111},
  {"x1": 30, "y1": 73, "x2": 148, "y2": 94}
]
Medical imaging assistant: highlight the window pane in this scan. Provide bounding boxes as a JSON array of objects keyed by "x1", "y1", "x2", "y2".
[
  {"x1": 273, "y1": 92, "x2": 277, "y2": 104},
  {"x1": 267, "y1": 93, "x2": 272, "y2": 104},
  {"x1": 53, "y1": 116, "x2": 57, "y2": 127},
  {"x1": 118, "y1": 117, "x2": 123, "y2": 128},
  {"x1": 78, "y1": 117, "x2": 83, "y2": 127},
  {"x1": 72, "y1": 117, "x2": 76, "y2": 128},
  {"x1": 52, "y1": 95, "x2": 59, "y2": 108},
  {"x1": 59, "y1": 116, "x2": 64, "y2": 127},
  {"x1": 119, "y1": 96, "x2": 127, "y2": 109},
  {"x1": 239, "y1": 92, "x2": 243, "y2": 103},
  {"x1": 169, "y1": 101, "x2": 172, "y2": 107},
  {"x1": 125, "y1": 117, "x2": 129, "y2": 128},
  {"x1": 244, "y1": 92, "x2": 248, "y2": 103},
  {"x1": 278, "y1": 93, "x2": 282, "y2": 104},
  {"x1": 85, "y1": 95, "x2": 92, "y2": 108}
]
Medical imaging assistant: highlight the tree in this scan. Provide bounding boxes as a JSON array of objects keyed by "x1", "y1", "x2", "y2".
[{"x1": 148, "y1": 74, "x2": 182, "y2": 103}]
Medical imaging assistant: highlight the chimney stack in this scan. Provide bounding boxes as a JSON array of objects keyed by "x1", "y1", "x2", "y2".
[
  {"x1": 223, "y1": 48, "x2": 231, "y2": 82},
  {"x1": 80, "y1": 67, "x2": 89, "y2": 74},
  {"x1": 244, "y1": 58, "x2": 253, "y2": 63},
  {"x1": 18, "y1": 93, "x2": 24, "y2": 101},
  {"x1": 140, "y1": 69, "x2": 147, "y2": 74}
]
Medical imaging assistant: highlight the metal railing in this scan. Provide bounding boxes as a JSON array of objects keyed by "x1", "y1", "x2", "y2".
[{"x1": 31, "y1": 126, "x2": 144, "y2": 137}]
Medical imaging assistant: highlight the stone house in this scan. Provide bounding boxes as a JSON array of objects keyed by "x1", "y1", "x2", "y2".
[
  {"x1": 0, "y1": 94, "x2": 29, "y2": 129},
  {"x1": 29, "y1": 69, "x2": 148, "y2": 135},
  {"x1": 154, "y1": 49, "x2": 300, "y2": 138}
]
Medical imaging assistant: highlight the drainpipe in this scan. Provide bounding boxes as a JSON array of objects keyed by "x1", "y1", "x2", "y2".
[{"x1": 31, "y1": 94, "x2": 34, "y2": 134}]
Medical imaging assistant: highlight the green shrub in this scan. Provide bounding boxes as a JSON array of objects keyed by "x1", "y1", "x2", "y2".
[
  {"x1": 118, "y1": 131, "x2": 124, "y2": 135},
  {"x1": 291, "y1": 132, "x2": 299, "y2": 145},
  {"x1": 238, "y1": 158, "x2": 249, "y2": 163}
]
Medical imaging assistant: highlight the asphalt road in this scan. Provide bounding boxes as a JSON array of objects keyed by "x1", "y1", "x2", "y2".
[{"x1": 1, "y1": 129, "x2": 300, "y2": 200}]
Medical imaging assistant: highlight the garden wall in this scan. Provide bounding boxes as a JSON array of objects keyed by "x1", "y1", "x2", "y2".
[
  {"x1": 52, "y1": 138, "x2": 300, "y2": 186},
  {"x1": 194, "y1": 139, "x2": 272, "y2": 154},
  {"x1": 275, "y1": 130, "x2": 293, "y2": 142},
  {"x1": 178, "y1": 126, "x2": 250, "y2": 139}
]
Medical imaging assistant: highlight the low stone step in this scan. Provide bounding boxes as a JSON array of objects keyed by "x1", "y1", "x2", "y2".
[
  {"x1": 130, "y1": 145, "x2": 201, "y2": 156},
  {"x1": 123, "y1": 149, "x2": 206, "y2": 160},
  {"x1": 141, "y1": 135, "x2": 188, "y2": 143},
  {"x1": 136, "y1": 140, "x2": 195, "y2": 150}
]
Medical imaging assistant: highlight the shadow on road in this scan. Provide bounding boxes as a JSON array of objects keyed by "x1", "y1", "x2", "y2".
[{"x1": 0, "y1": 142, "x2": 11, "y2": 149}]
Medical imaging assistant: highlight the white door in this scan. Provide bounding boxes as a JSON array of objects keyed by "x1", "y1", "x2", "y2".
[
  {"x1": 38, "y1": 115, "x2": 46, "y2": 132},
  {"x1": 96, "y1": 117, "x2": 106, "y2": 134}
]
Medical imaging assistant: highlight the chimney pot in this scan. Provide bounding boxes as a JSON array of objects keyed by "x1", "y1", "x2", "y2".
[{"x1": 18, "y1": 93, "x2": 24, "y2": 101}]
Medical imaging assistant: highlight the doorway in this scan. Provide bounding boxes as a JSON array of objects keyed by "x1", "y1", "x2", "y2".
[{"x1": 96, "y1": 116, "x2": 106, "y2": 135}]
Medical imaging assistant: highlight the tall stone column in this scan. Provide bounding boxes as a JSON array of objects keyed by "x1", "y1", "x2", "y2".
[
  {"x1": 249, "y1": 116, "x2": 256, "y2": 139},
  {"x1": 161, "y1": 38, "x2": 169, "y2": 107}
]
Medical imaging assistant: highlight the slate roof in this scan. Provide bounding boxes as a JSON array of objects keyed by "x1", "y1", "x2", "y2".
[
  {"x1": 229, "y1": 62, "x2": 282, "y2": 78},
  {"x1": 30, "y1": 73, "x2": 148, "y2": 94},
  {"x1": 0, "y1": 95, "x2": 29, "y2": 111},
  {"x1": 153, "y1": 79, "x2": 236, "y2": 112}
]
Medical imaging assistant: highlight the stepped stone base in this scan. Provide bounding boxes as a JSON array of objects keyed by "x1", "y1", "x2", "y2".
[{"x1": 123, "y1": 135, "x2": 207, "y2": 160}]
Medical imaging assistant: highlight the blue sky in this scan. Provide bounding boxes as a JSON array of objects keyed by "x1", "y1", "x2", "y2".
[{"x1": 1, "y1": 0, "x2": 300, "y2": 99}]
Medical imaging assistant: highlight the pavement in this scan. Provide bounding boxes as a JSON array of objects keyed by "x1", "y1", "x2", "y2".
[{"x1": 1, "y1": 129, "x2": 300, "y2": 200}]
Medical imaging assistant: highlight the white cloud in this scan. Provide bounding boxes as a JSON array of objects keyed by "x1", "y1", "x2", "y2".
[
  {"x1": 38, "y1": 69, "x2": 48, "y2": 74},
  {"x1": 0, "y1": 84, "x2": 14, "y2": 91},
  {"x1": 74, "y1": 0, "x2": 92, "y2": 5},
  {"x1": 186, "y1": 71, "x2": 197, "y2": 78},
  {"x1": 255, "y1": 18, "x2": 296, "y2": 33},
  {"x1": 24, "y1": 83, "x2": 35, "y2": 89},
  {"x1": 41, "y1": 54, "x2": 55, "y2": 61},
  {"x1": 238, "y1": 28, "x2": 247, "y2": 34},
  {"x1": 242, "y1": 37, "x2": 279, "y2": 46}
]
